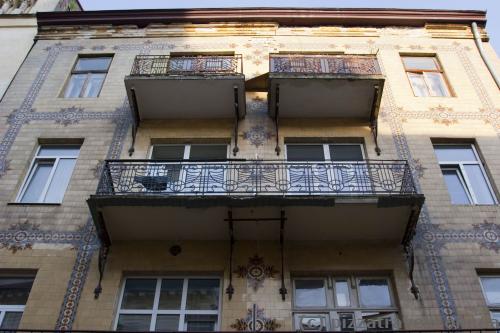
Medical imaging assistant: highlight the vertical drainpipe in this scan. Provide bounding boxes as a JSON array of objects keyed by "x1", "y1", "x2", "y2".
[{"x1": 472, "y1": 22, "x2": 500, "y2": 89}]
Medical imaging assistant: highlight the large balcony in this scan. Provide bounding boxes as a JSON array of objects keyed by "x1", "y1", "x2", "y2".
[
  {"x1": 124, "y1": 55, "x2": 246, "y2": 123},
  {"x1": 88, "y1": 160, "x2": 423, "y2": 246},
  {"x1": 268, "y1": 54, "x2": 384, "y2": 121}
]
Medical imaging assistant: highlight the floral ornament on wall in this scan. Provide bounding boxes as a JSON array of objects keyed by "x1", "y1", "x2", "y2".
[
  {"x1": 473, "y1": 220, "x2": 500, "y2": 253},
  {"x1": 0, "y1": 221, "x2": 40, "y2": 253},
  {"x1": 242, "y1": 126, "x2": 274, "y2": 148},
  {"x1": 231, "y1": 305, "x2": 281, "y2": 331},
  {"x1": 235, "y1": 254, "x2": 278, "y2": 291}
]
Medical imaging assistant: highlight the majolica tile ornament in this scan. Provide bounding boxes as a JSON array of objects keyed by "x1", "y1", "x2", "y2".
[
  {"x1": 235, "y1": 254, "x2": 278, "y2": 291},
  {"x1": 231, "y1": 305, "x2": 281, "y2": 331}
]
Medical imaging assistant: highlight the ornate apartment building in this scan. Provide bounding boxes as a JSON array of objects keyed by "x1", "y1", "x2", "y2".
[{"x1": 0, "y1": 7, "x2": 498, "y2": 332}]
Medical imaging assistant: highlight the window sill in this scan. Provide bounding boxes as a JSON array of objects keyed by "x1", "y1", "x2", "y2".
[{"x1": 8, "y1": 202, "x2": 62, "y2": 206}]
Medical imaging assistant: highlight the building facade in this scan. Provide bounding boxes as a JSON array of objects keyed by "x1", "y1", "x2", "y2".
[
  {"x1": 0, "y1": 0, "x2": 81, "y2": 101},
  {"x1": 0, "y1": 7, "x2": 499, "y2": 332}
]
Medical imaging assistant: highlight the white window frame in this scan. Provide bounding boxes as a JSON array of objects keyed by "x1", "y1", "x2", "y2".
[
  {"x1": 63, "y1": 55, "x2": 113, "y2": 98},
  {"x1": 115, "y1": 276, "x2": 222, "y2": 332},
  {"x1": 16, "y1": 145, "x2": 80, "y2": 203},
  {"x1": 402, "y1": 56, "x2": 451, "y2": 97},
  {"x1": 435, "y1": 144, "x2": 498, "y2": 205},
  {"x1": 0, "y1": 276, "x2": 35, "y2": 329},
  {"x1": 479, "y1": 275, "x2": 500, "y2": 328},
  {"x1": 292, "y1": 275, "x2": 399, "y2": 332}
]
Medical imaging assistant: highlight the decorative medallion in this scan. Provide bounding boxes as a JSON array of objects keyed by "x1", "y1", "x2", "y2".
[
  {"x1": 231, "y1": 305, "x2": 281, "y2": 331},
  {"x1": 56, "y1": 106, "x2": 84, "y2": 126},
  {"x1": 473, "y1": 221, "x2": 500, "y2": 253},
  {"x1": 242, "y1": 126, "x2": 274, "y2": 148},
  {"x1": 0, "y1": 221, "x2": 40, "y2": 253},
  {"x1": 235, "y1": 255, "x2": 278, "y2": 290}
]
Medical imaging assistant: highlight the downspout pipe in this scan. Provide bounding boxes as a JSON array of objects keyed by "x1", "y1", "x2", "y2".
[{"x1": 472, "y1": 22, "x2": 500, "y2": 89}]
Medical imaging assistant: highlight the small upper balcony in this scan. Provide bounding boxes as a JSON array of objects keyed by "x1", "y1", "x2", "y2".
[
  {"x1": 88, "y1": 160, "x2": 423, "y2": 247},
  {"x1": 268, "y1": 54, "x2": 384, "y2": 122},
  {"x1": 124, "y1": 54, "x2": 246, "y2": 123}
]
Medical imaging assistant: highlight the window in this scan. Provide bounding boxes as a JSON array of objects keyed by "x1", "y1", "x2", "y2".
[
  {"x1": 402, "y1": 56, "x2": 451, "y2": 97},
  {"x1": 293, "y1": 276, "x2": 398, "y2": 331},
  {"x1": 480, "y1": 276, "x2": 500, "y2": 328},
  {"x1": 17, "y1": 145, "x2": 80, "y2": 203},
  {"x1": 285, "y1": 143, "x2": 366, "y2": 193},
  {"x1": 64, "y1": 56, "x2": 112, "y2": 98},
  {"x1": 434, "y1": 144, "x2": 497, "y2": 205},
  {"x1": 115, "y1": 277, "x2": 221, "y2": 331},
  {"x1": 0, "y1": 277, "x2": 34, "y2": 329}
]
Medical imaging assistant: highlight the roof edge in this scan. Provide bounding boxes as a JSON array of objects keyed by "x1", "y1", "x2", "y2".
[{"x1": 36, "y1": 7, "x2": 487, "y2": 28}]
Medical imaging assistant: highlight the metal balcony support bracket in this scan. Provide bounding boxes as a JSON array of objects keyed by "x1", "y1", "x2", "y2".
[
  {"x1": 404, "y1": 240, "x2": 420, "y2": 300},
  {"x1": 370, "y1": 84, "x2": 382, "y2": 156},
  {"x1": 274, "y1": 84, "x2": 281, "y2": 155},
  {"x1": 370, "y1": 119, "x2": 381, "y2": 156},
  {"x1": 128, "y1": 87, "x2": 140, "y2": 157},
  {"x1": 233, "y1": 86, "x2": 240, "y2": 156},
  {"x1": 226, "y1": 211, "x2": 235, "y2": 300},
  {"x1": 94, "y1": 245, "x2": 109, "y2": 299},
  {"x1": 279, "y1": 210, "x2": 287, "y2": 301}
]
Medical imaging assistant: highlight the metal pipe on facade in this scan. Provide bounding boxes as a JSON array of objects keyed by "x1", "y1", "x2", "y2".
[{"x1": 472, "y1": 22, "x2": 500, "y2": 89}]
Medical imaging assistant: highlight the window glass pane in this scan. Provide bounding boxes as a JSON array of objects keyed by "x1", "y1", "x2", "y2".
[
  {"x1": 121, "y1": 279, "x2": 157, "y2": 310},
  {"x1": 337, "y1": 313, "x2": 355, "y2": 331},
  {"x1": 82, "y1": 73, "x2": 105, "y2": 98},
  {"x1": 335, "y1": 280, "x2": 351, "y2": 307},
  {"x1": 358, "y1": 279, "x2": 392, "y2": 307},
  {"x1": 442, "y1": 169, "x2": 471, "y2": 205},
  {"x1": 434, "y1": 145, "x2": 477, "y2": 162},
  {"x1": 189, "y1": 145, "x2": 227, "y2": 160},
  {"x1": 64, "y1": 74, "x2": 86, "y2": 98},
  {"x1": 490, "y1": 311, "x2": 500, "y2": 328},
  {"x1": 44, "y1": 159, "x2": 77, "y2": 203},
  {"x1": 464, "y1": 165, "x2": 496, "y2": 204},
  {"x1": 424, "y1": 72, "x2": 449, "y2": 97},
  {"x1": 151, "y1": 145, "x2": 185, "y2": 160},
  {"x1": 158, "y1": 279, "x2": 183, "y2": 310},
  {"x1": 294, "y1": 279, "x2": 327, "y2": 307},
  {"x1": 20, "y1": 161, "x2": 53, "y2": 203},
  {"x1": 362, "y1": 312, "x2": 394, "y2": 331},
  {"x1": 286, "y1": 145, "x2": 325, "y2": 162},
  {"x1": 186, "y1": 279, "x2": 219, "y2": 310},
  {"x1": 116, "y1": 314, "x2": 151, "y2": 331},
  {"x1": 185, "y1": 314, "x2": 217, "y2": 332},
  {"x1": 0, "y1": 312, "x2": 22, "y2": 329},
  {"x1": 0, "y1": 278, "x2": 34, "y2": 305},
  {"x1": 407, "y1": 73, "x2": 429, "y2": 97},
  {"x1": 402, "y1": 57, "x2": 438, "y2": 71},
  {"x1": 155, "y1": 315, "x2": 180, "y2": 331},
  {"x1": 330, "y1": 145, "x2": 363, "y2": 161},
  {"x1": 481, "y1": 277, "x2": 500, "y2": 305},
  {"x1": 38, "y1": 145, "x2": 80, "y2": 157},
  {"x1": 75, "y1": 57, "x2": 111, "y2": 71}
]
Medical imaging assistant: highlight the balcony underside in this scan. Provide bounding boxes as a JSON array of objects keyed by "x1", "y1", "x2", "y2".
[
  {"x1": 88, "y1": 194, "x2": 423, "y2": 246},
  {"x1": 125, "y1": 75, "x2": 246, "y2": 121},
  {"x1": 269, "y1": 74, "x2": 384, "y2": 120}
]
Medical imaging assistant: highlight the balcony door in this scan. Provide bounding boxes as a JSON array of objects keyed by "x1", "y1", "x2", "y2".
[
  {"x1": 143, "y1": 144, "x2": 228, "y2": 193},
  {"x1": 285, "y1": 144, "x2": 366, "y2": 194}
]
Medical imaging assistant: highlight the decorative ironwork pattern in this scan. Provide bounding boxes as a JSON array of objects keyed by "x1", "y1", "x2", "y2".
[
  {"x1": 96, "y1": 160, "x2": 416, "y2": 196},
  {"x1": 130, "y1": 54, "x2": 243, "y2": 76},
  {"x1": 270, "y1": 54, "x2": 381, "y2": 75}
]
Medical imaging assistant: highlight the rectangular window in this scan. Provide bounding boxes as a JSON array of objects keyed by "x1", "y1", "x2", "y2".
[
  {"x1": 115, "y1": 277, "x2": 220, "y2": 332},
  {"x1": 402, "y1": 56, "x2": 451, "y2": 97},
  {"x1": 0, "y1": 277, "x2": 34, "y2": 329},
  {"x1": 479, "y1": 276, "x2": 500, "y2": 328},
  {"x1": 293, "y1": 276, "x2": 398, "y2": 331},
  {"x1": 285, "y1": 143, "x2": 366, "y2": 194},
  {"x1": 64, "y1": 56, "x2": 112, "y2": 98},
  {"x1": 17, "y1": 145, "x2": 80, "y2": 203},
  {"x1": 434, "y1": 144, "x2": 497, "y2": 205}
]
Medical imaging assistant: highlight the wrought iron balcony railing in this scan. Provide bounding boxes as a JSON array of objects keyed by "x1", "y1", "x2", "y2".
[
  {"x1": 130, "y1": 55, "x2": 243, "y2": 76},
  {"x1": 269, "y1": 54, "x2": 382, "y2": 76},
  {"x1": 96, "y1": 160, "x2": 417, "y2": 196}
]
